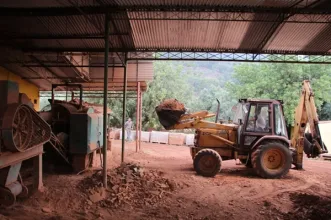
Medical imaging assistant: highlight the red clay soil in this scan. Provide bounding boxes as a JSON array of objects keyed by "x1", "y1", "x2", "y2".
[
  {"x1": 1, "y1": 140, "x2": 331, "y2": 220},
  {"x1": 156, "y1": 99, "x2": 185, "y2": 111},
  {"x1": 156, "y1": 99, "x2": 186, "y2": 129}
]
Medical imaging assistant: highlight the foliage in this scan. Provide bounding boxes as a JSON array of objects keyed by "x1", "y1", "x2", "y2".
[
  {"x1": 141, "y1": 61, "x2": 235, "y2": 130},
  {"x1": 319, "y1": 102, "x2": 331, "y2": 121},
  {"x1": 226, "y1": 63, "x2": 331, "y2": 125},
  {"x1": 40, "y1": 61, "x2": 331, "y2": 130}
]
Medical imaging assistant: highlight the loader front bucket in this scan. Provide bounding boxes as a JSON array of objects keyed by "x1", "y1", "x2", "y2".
[
  {"x1": 156, "y1": 108, "x2": 186, "y2": 129},
  {"x1": 155, "y1": 99, "x2": 186, "y2": 129}
]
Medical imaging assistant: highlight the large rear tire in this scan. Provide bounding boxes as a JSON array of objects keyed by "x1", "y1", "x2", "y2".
[
  {"x1": 252, "y1": 142, "x2": 292, "y2": 179},
  {"x1": 193, "y1": 149, "x2": 221, "y2": 177}
]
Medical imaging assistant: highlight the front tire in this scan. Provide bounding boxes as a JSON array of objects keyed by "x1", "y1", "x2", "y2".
[
  {"x1": 252, "y1": 142, "x2": 292, "y2": 178},
  {"x1": 193, "y1": 149, "x2": 221, "y2": 177}
]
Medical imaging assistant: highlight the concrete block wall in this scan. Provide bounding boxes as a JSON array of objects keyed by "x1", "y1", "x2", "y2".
[
  {"x1": 113, "y1": 129, "x2": 194, "y2": 146},
  {"x1": 150, "y1": 131, "x2": 169, "y2": 144}
]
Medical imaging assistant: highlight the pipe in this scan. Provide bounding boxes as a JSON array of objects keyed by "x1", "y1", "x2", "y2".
[
  {"x1": 121, "y1": 53, "x2": 128, "y2": 163},
  {"x1": 102, "y1": 13, "x2": 110, "y2": 188},
  {"x1": 215, "y1": 98, "x2": 220, "y2": 123},
  {"x1": 136, "y1": 82, "x2": 140, "y2": 152},
  {"x1": 139, "y1": 90, "x2": 143, "y2": 150}
]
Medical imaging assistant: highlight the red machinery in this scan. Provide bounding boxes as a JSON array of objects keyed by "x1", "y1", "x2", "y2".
[{"x1": 0, "y1": 80, "x2": 51, "y2": 206}]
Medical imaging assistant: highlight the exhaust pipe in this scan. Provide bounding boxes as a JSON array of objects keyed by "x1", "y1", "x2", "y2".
[{"x1": 215, "y1": 99, "x2": 220, "y2": 123}]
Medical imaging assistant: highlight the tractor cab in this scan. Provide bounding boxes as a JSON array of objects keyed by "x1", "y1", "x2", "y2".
[{"x1": 232, "y1": 99, "x2": 288, "y2": 149}]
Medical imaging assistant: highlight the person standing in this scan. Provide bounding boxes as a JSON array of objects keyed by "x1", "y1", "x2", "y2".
[{"x1": 124, "y1": 118, "x2": 133, "y2": 141}]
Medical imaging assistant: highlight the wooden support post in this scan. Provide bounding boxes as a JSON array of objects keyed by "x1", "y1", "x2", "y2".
[
  {"x1": 136, "y1": 82, "x2": 140, "y2": 152},
  {"x1": 121, "y1": 54, "x2": 128, "y2": 163},
  {"x1": 139, "y1": 90, "x2": 143, "y2": 150}
]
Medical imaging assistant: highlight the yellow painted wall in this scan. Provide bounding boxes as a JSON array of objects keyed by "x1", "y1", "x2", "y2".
[{"x1": 0, "y1": 66, "x2": 39, "y2": 110}]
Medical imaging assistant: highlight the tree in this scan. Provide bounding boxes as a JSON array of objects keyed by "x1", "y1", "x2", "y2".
[
  {"x1": 141, "y1": 61, "x2": 192, "y2": 130},
  {"x1": 226, "y1": 63, "x2": 331, "y2": 125},
  {"x1": 319, "y1": 102, "x2": 331, "y2": 121}
]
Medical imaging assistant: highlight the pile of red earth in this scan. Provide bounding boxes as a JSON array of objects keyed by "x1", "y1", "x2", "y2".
[
  {"x1": 155, "y1": 99, "x2": 186, "y2": 129},
  {"x1": 283, "y1": 193, "x2": 331, "y2": 220},
  {"x1": 78, "y1": 163, "x2": 176, "y2": 209}
]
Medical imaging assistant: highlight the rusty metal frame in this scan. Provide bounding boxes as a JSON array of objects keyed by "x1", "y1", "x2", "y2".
[
  {"x1": 139, "y1": 89, "x2": 142, "y2": 150},
  {"x1": 121, "y1": 53, "x2": 128, "y2": 163},
  {"x1": 127, "y1": 51, "x2": 331, "y2": 64},
  {"x1": 1, "y1": 4, "x2": 331, "y2": 17},
  {"x1": 102, "y1": 13, "x2": 110, "y2": 188},
  {"x1": 136, "y1": 82, "x2": 140, "y2": 152}
]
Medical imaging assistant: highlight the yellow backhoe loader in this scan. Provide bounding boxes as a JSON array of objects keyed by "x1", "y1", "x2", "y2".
[{"x1": 156, "y1": 80, "x2": 328, "y2": 178}]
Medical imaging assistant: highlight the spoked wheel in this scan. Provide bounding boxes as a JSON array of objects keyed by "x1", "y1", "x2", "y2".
[
  {"x1": 12, "y1": 105, "x2": 33, "y2": 151},
  {"x1": 252, "y1": 142, "x2": 292, "y2": 178},
  {"x1": 193, "y1": 149, "x2": 221, "y2": 177},
  {"x1": 1, "y1": 104, "x2": 33, "y2": 152}
]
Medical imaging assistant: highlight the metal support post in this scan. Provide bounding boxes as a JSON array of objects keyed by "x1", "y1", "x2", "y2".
[
  {"x1": 121, "y1": 53, "x2": 128, "y2": 163},
  {"x1": 102, "y1": 13, "x2": 110, "y2": 188},
  {"x1": 135, "y1": 82, "x2": 140, "y2": 152},
  {"x1": 139, "y1": 90, "x2": 143, "y2": 150}
]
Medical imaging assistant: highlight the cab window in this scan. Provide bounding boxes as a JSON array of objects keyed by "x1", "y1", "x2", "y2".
[
  {"x1": 274, "y1": 104, "x2": 287, "y2": 136},
  {"x1": 246, "y1": 104, "x2": 270, "y2": 132}
]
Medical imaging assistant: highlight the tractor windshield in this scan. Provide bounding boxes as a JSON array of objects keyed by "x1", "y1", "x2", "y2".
[
  {"x1": 232, "y1": 103, "x2": 249, "y2": 124},
  {"x1": 274, "y1": 104, "x2": 287, "y2": 137}
]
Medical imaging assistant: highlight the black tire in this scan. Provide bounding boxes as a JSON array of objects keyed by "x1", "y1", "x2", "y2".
[
  {"x1": 252, "y1": 142, "x2": 292, "y2": 179},
  {"x1": 193, "y1": 149, "x2": 221, "y2": 177},
  {"x1": 240, "y1": 158, "x2": 252, "y2": 168}
]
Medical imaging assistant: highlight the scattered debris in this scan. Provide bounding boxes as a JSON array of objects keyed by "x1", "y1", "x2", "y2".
[
  {"x1": 283, "y1": 193, "x2": 331, "y2": 220},
  {"x1": 41, "y1": 207, "x2": 52, "y2": 213},
  {"x1": 89, "y1": 188, "x2": 107, "y2": 203},
  {"x1": 79, "y1": 163, "x2": 176, "y2": 208},
  {"x1": 157, "y1": 99, "x2": 185, "y2": 111}
]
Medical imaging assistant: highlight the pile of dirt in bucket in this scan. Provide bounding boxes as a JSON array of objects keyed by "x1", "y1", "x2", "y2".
[
  {"x1": 283, "y1": 193, "x2": 331, "y2": 220},
  {"x1": 155, "y1": 99, "x2": 186, "y2": 129},
  {"x1": 78, "y1": 163, "x2": 176, "y2": 209}
]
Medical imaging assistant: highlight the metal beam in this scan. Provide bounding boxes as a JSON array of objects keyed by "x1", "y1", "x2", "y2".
[
  {"x1": 102, "y1": 13, "x2": 109, "y2": 188},
  {"x1": 1, "y1": 5, "x2": 331, "y2": 17},
  {"x1": 40, "y1": 95, "x2": 137, "y2": 98},
  {"x1": 127, "y1": 51, "x2": 331, "y2": 64},
  {"x1": 1, "y1": 33, "x2": 129, "y2": 40},
  {"x1": 139, "y1": 90, "x2": 142, "y2": 151},
  {"x1": 21, "y1": 47, "x2": 331, "y2": 56},
  {"x1": 22, "y1": 64, "x2": 124, "y2": 68},
  {"x1": 136, "y1": 82, "x2": 140, "y2": 152}
]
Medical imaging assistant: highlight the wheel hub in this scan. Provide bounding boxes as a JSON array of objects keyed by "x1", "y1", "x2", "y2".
[
  {"x1": 263, "y1": 148, "x2": 284, "y2": 170},
  {"x1": 199, "y1": 155, "x2": 217, "y2": 172}
]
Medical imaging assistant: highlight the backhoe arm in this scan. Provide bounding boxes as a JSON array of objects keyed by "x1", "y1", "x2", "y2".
[{"x1": 291, "y1": 80, "x2": 328, "y2": 168}]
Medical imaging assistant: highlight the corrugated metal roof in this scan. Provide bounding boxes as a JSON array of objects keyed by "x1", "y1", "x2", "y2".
[
  {"x1": 0, "y1": 0, "x2": 319, "y2": 8},
  {"x1": 130, "y1": 19, "x2": 252, "y2": 50},
  {"x1": 114, "y1": 0, "x2": 314, "y2": 7},
  {"x1": 266, "y1": 23, "x2": 328, "y2": 52},
  {"x1": 0, "y1": 0, "x2": 331, "y2": 90}
]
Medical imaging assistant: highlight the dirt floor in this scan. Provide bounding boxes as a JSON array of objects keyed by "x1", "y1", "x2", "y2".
[{"x1": 1, "y1": 140, "x2": 331, "y2": 220}]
